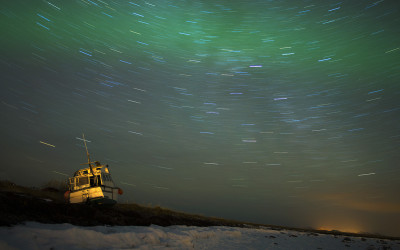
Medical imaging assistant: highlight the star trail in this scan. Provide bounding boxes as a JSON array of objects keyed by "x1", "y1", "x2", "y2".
[{"x1": 1, "y1": 0, "x2": 399, "y2": 236}]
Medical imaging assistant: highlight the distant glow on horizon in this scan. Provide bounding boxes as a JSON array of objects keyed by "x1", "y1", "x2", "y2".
[
  {"x1": 317, "y1": 226, "x2": 361, "y2": 234},
  {"x1": 316, "y1": 220, "x2": 363, "y2": 235}
]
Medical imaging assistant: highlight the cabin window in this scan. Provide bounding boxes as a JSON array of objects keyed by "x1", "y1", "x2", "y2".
[
  {"x1": 77, "y1": 176, "x2": 89, "y2": 186},
  {"x1": 69, "y1": 176, "x2": 90, "y2": 190}
]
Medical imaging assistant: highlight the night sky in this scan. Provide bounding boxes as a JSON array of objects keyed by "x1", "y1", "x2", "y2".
[{"x1": 1, "y1": 0, "x2": 400, "y2": 237}]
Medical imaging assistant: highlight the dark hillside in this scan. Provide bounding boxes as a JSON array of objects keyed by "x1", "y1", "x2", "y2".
[
  {"x1": 1, "y1": 181, "x2": 398, "y2": 241},
  {"x1": 0, "y1": 180, "x2": 249, "y2": 227}
]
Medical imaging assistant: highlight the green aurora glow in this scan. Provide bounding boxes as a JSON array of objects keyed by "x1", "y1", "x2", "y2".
[{"x1": 1, "y1": 0, "x2": 400, "y2": 236}]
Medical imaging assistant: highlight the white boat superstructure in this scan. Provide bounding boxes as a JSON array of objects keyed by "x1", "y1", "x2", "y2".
[{"x1": 65, "y1": 135, "x2": 123, "y2": 205}]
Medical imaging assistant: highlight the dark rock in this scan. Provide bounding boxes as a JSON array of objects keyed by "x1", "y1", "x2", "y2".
[{"x1": 342, "y1": 237, "x2": 352, "y2": 242}]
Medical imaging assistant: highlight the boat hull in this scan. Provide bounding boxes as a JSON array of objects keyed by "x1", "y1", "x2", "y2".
[
  {"x1": 68, "y1": 186, "x2": 119, "y2": 205},
  {"x1": 87, "y1": 196, "x2": 117, "y2": 205}
]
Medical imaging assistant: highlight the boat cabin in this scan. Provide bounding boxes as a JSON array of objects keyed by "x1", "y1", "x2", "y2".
[
  {"x1": 65, "y1": 134, "x2": 123, "y2": 205},
  {"x1": 68, "y1": 161, "x2": 114, "y2": 191},
  {"x1": 67, "y1": 161, "x2": 122, "y2": 205}
]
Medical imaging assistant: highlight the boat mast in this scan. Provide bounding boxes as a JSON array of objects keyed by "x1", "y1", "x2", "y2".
[{"x1": 82, "y1": 133, "x2": 95, "y2": 176}]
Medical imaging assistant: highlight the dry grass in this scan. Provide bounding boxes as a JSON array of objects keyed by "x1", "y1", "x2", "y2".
[{"x1": 0, "y1": 180, "x2": 65, "y2": 203}]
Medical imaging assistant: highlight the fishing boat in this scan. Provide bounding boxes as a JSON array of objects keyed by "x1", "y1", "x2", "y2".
[{"x1": 65, "y1": 135, "x2": 123, "y2": 205}]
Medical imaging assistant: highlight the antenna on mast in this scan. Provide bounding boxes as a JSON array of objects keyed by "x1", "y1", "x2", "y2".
[{"x1": 82, "y1": 133, "x2": 95, "y2": 175}]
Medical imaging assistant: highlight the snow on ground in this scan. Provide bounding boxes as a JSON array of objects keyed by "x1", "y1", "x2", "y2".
[{"x1": 0, "y1": 222, "x2": 398, "y2": 250}]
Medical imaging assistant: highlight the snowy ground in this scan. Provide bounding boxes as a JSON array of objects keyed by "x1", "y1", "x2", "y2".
[{"x1": 0, "y1": 222, "x2": 398, "y2": 250}]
